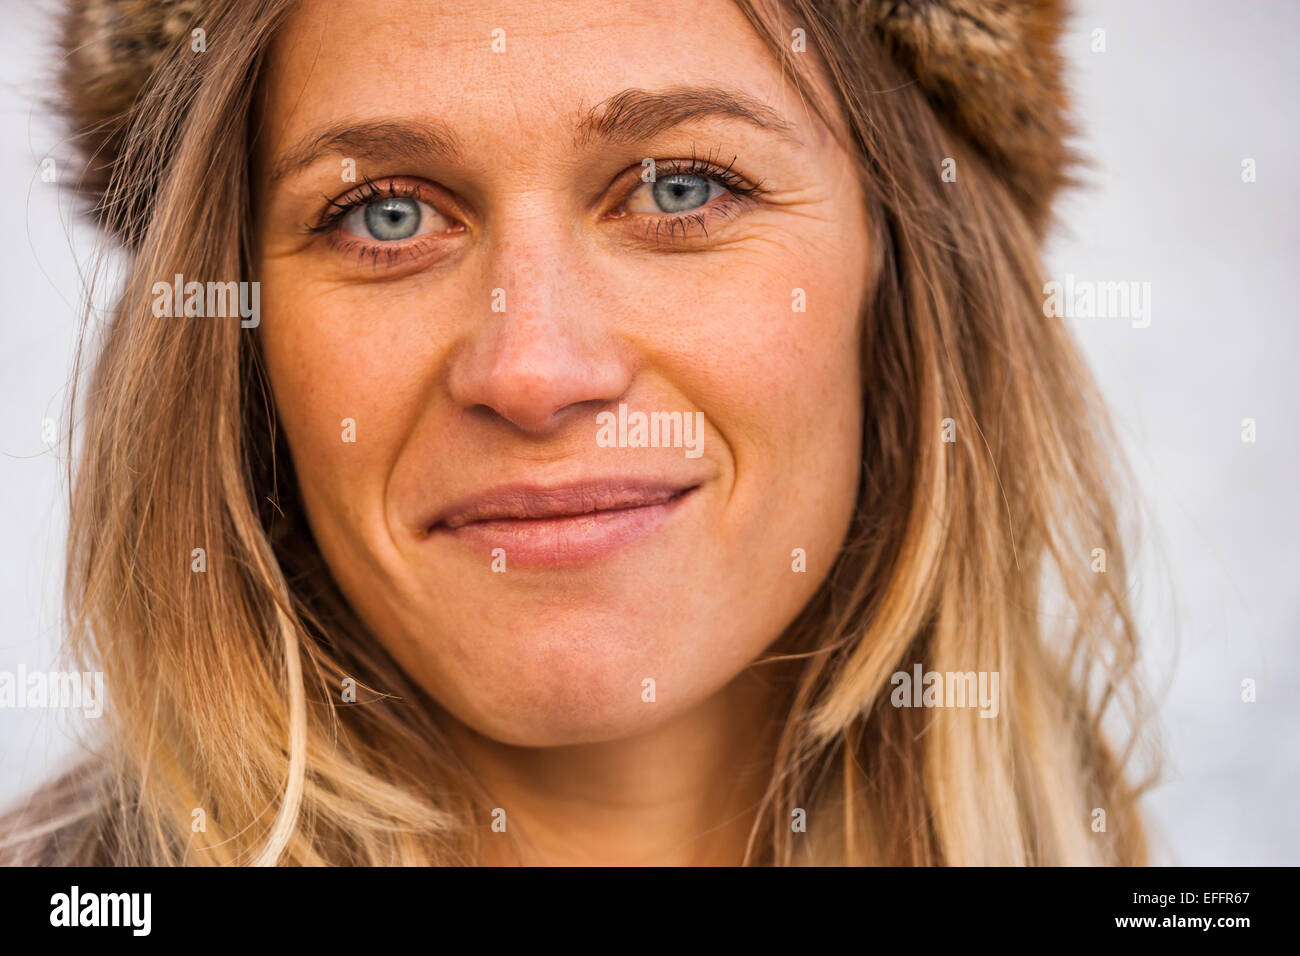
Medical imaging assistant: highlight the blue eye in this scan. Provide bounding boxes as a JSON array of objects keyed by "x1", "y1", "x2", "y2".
[
  {"x1": 363, "y1": 197, "x2": 421, "y2": 240},
  {"x1": 337, "y1": 192, "x2": 449, "y2": 242},
  {"x1": 652, "y1": 174, "x2": 716, "y2": 213},
  {"x1": 626, "y1": 171, "x2": 726, "y2": 217}
]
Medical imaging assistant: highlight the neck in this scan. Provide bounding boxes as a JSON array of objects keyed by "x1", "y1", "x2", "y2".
[{"x1": 437, "y1": 667, "x2": 788, "y2": 866}]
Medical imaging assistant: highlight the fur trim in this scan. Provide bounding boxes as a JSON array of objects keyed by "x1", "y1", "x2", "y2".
[
  {"x1": 55, "y1": 0, "x2": 1073, "y2": 235},
  {"x1": 57, "y1": 0, "x2": 202, "y2": 229},
  {"x1": 859, "y1": 0, "x2": 1074, "y2": 231}
]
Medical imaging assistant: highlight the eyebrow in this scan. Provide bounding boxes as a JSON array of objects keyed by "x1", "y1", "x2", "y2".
[
  {"x1": 270, "y1": 119, "x2": 463, "y2": 183},
  {"x1": 573, "y1": 86, "x2": 802, "y2": 148},
  {"x1": 269, "y1": 86, "x2": 802, "y2": 183}
]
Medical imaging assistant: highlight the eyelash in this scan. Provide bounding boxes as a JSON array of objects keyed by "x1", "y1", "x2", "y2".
[
  {"x1": 305, "y1": 179, "x2": 447, "y2": 268},
  {"x1": 307, "y1": 147, "x2": 766, "y2": 266},
  {"x1": 619, "y1": 148, "x2": 767, "y2": 244}
]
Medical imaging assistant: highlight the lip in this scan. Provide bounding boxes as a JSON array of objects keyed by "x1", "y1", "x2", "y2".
[{"x1": 420, "y1": 478, "x2": 701, "y2": 568}]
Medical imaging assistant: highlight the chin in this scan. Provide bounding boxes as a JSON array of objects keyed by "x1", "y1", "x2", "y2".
[{"x1": 428, "y1": 623, "x2": 718, "y2": 747}]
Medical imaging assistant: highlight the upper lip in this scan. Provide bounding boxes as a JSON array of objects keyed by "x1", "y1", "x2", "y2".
[{"x1": 424, "y1": 478, "x2": 700, "y2": 533}]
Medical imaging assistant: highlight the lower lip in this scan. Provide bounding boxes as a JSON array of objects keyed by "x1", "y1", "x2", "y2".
[{"x1": 429, "y1": 488, "x2": 698, "y2": 568}]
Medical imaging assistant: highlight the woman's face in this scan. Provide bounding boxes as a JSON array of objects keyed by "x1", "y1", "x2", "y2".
[{"x1": 254, "y1": 0, "x2": 869, "y2": 746}]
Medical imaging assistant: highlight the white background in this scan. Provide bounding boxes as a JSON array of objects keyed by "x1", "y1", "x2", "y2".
[{"x1": 1, "y1": 0, "x2": 1296, "y2": 863}]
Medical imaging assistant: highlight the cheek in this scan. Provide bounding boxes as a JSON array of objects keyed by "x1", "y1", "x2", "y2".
[
  {"x1": 254, "y1": 270, "x2": 437, "y2": 560},
  {"x1": 600, "y1": 242, "x2": 866, "y2": 667},
  {"x1": 634, "y1": 245, "x2": 866, "y2": 533}
]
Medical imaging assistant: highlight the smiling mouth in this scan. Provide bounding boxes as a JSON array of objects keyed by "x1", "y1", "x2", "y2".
[{"x1": 423, "y1": 479, "x2": 701, "y2": 567}]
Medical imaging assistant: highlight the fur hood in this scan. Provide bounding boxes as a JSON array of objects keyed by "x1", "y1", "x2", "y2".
[{"x1": 56, "y1": 0, "x2": 1074, "y2": 236}]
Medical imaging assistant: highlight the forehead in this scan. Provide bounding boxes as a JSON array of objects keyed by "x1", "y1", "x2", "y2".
[{"x1": 259, "y1": 0, "x2": 842, "y2": 156}]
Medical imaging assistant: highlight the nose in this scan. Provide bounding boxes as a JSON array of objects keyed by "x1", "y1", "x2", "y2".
[{"x1": 446, "y1": 219, "x2": 634, "y2": 435}]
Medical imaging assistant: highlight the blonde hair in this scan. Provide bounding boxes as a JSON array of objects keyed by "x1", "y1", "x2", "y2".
[{"x1": 3, "y1": 0, "x2": 1157, "y2": 865}]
